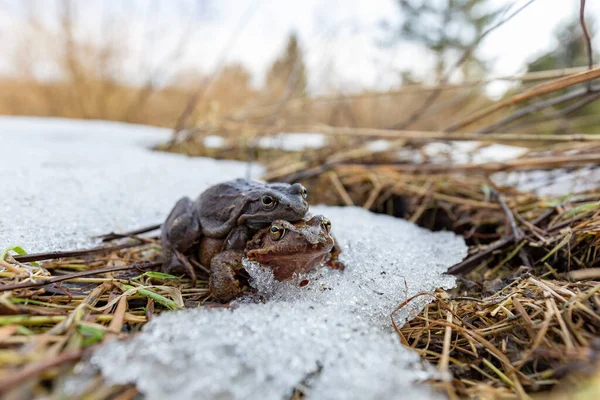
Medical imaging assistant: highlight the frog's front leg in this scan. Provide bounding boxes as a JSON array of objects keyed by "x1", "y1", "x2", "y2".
[
  {"x1": 326, "y1": 238, "x2": 345, "y2": 271},
  {"x1": 222, "y1": 226, "x2": 252, "y2": 251},
  {"x1": 161, "y1": 197, "x2": 203, "y2": 282},
  {"x1": 209, "y1": 250, "x2": 246, "y2": 302}
]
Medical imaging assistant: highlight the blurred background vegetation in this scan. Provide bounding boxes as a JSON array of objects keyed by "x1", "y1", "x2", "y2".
[{"x1": 0, "y1": 0, "x2": 597, "y2": 135}]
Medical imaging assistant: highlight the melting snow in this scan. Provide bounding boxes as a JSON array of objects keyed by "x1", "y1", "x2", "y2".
[
  {"x1": 1, "y1": 117, "x2": 468, "y2": 399},
  {"x1": 203, "y1": 135, "x2": 228, "y2": 149},
  {"x1": 257, "y1": 133, "x2": 327, "y2": 151},
  {"x1": 93, "y1": 206, "x2": 466, "y2": 400},
  {"x1": 365, "y1": 139, "x2": 392, "y2": 152},
  {"x1": 0, "y1": 117, "x2": 260, "y2": 252},
  {"x1": 492, "y1": 167, "x2": 600, "y2": 196}
]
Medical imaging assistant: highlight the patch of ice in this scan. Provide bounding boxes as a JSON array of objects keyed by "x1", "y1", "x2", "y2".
[
  {"x1": 257, "y1": 133, "x2": 327, "y2": 151},
  {"x1": 365, "y1": 139, "x2": 391, "y2": 152},
  {"x1": 0, "y1": 117, "x2": 261, "y2": 252},
  {"x1": 472, "y1": 144, "x2": 529, "y2": 163},
  {"x1": 493, "y1": 166, "x2": 600, "y2": 196},
  {"x1": 421, "y1": 141, "x2": 527, "y2": 165},
  {"x1": 203, "y1": 135, "x2": 227, "y2": 149},
  {"x1": 93, "y1": 206, "x2": 466, "y2": 400}
]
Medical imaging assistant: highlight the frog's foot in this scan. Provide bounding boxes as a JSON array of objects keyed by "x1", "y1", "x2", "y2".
[
  {"x1": 229, "y1": 290, "x2": 267, "y2": 307},
  {"x1": 209, "y1": 250, "x2": 245, "y2": 303},
  {"x1": 326, "y1": 242, "x2": 345, "y2": 271},
  {"x1": 326, "y1": 259, "x2": 345, "y2": 271}
]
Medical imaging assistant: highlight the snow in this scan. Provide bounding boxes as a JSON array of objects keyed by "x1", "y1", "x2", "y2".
[
  {"x1": 203, "y1": 135, "x2": 227, "y2": 149},
  {"x1": 1, "y1": 117, "x2": 468, "y2": 399},
  {"x1": 257, "y1": 133, "x2": 327, "y2": 151},
  {"x1": 0, "y1": 117, "x2": 260, "y2": 252},
  {"x1": 93, "y1": 206, "x2": 466, "y2": 400},
  {"x1": 365, "y1": 139, "x2": 391, "y2": 152},
  {"x1": 493, "y1": 167, "x2": 600, "y2": 196},
  {"x1": 420, "y1": 141, "x2": 528, "y2": 164}
]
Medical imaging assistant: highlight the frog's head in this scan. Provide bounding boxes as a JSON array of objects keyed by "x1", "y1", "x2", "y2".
[
  {"x1": 240, "y1": 182, "x2": 309, "y2": 229},
  {"x1": 246, "y1": 215, "x2": 334, "y2": 280}
]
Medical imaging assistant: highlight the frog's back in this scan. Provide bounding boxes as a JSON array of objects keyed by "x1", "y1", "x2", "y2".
[{"x1": 196, "y1": 179, "x2": 262, "y2": 234}]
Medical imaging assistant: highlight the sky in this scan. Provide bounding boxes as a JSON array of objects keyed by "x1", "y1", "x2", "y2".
[{"x1": 0, "y1": 0, "x2": 597, "y2": 97}]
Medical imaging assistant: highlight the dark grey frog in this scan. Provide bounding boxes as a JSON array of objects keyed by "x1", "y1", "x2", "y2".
[{"x1": 160, "y1": 178, "x2": 309, "y2": 282}]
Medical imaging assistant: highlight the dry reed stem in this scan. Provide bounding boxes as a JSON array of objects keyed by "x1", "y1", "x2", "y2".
[{"x1": 446, "y1": 67, "x2": 600, "y2": 132}]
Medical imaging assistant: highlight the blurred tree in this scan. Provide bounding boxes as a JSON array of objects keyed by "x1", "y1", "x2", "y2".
[
  {"x1": 527, "y1": 18, "x2": 596, "y2": 72},
  {"x1": 385, "y1": 0, "x2": 502, "y2": 81},
  {"x1": 265, "y1": 33, "x2": 308, "y2": 100}
]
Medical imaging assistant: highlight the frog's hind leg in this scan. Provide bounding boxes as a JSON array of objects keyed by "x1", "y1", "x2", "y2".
[
  {"x1": 161, "y1": 197, "x2": 202, "y2": 282},
  {"x1": 209, "y1": 250, "x2": 245, "y2": 302}
]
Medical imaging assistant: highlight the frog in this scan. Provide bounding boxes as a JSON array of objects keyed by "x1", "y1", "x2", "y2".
[
  {"x1": 160, "y1": 178, "x2": 309, "y2": 284},
  {"x1": 207, "y1": 214, "x2": 344, "y2": 303}
]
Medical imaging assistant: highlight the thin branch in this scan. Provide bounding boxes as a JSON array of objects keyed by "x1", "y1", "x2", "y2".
[
  {"x1": 495, "y1": 191, "x2": 522, "y2": 241},
  {"x1": 580, "y1": 0, "x2": 594, "y2": 91},
  {"x1": 477, "y1": 86, "x2": 598, "y2": 133},
  {"x1": 97, "y1": 223, "x2": 161, "y2": 242},
  {"x1": 505, "y1": 90, "x2": 600, "y2": 132},
  {"x1": 447, "y1": 237, "x2": 513, "y2": 275},
  {"x1": 559, "y1": 90, "x2": 600, "y2": 117},
  {"x1": 0, "y1": 261, "x2": 160, "y2": 293},
  {"x1": 12, "y1": 240, "x2": 151, "y2": 263}
]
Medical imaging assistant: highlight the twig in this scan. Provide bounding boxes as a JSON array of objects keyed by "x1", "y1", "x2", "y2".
[
  {"x1": 495, "y1": 191, "x2": 523, "y2": 241},
  {"x1": 558, "y1": 90, "x2": 600, "y2": 117},
  {"x1": 478, "y1": 86, "x2": 598, "y2": 134},
  {"x1": 96, "y1": 223, "x2": 162, "y2": 242},
  {"x1": 446, "y1": 68, "x2": 600, "y2": 132},
  {"x1": 328, "y1": 172, "x2": 355, "y2": 206},
  {"x1": 498, "y1": 91, "x2": 600, "y2": 132},
  {"x1": 13, "y1": 240, "x2": 150, "y2": 263},
  {"x1": 0, "y1": 261, "x2": 160, "y2": 293},
  {"x1": 580, "y1": 0, "x2": 594, "y2": 91},
  {"x1": 447, "y1": 237, "x2": 513, "y2": 275}
]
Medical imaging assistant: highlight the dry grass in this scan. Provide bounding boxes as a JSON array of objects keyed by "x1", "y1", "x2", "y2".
[{"x1": 0, "y1": 237, "x2": 206, "y2": 398}]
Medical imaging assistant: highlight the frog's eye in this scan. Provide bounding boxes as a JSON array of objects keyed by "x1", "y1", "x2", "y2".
[
  {"x1": 270, "y1": 225, "x2": 285, "y2": 241},
  {"x1": 262, "y1": 195, "x2": 276, "y2": 209},
  {"x1": 321, "y1": 218, "x2": 331, "y2": 233},
  {"x1": 301, "y1": 186, "x2": 308, "y2": 199}
]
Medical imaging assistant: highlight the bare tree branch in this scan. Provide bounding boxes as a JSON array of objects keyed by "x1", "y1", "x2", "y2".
[{"x1": 580, "y1": 0, "x2": 594, "y2": 91}]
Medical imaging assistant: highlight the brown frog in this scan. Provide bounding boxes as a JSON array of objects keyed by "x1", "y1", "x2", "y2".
[
  {"x1": 205, "y1": 214, "x2": 344, "y2": 302},
  {"x1": 161, "y1": 179, "x2": 309, "y2": 283}
]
